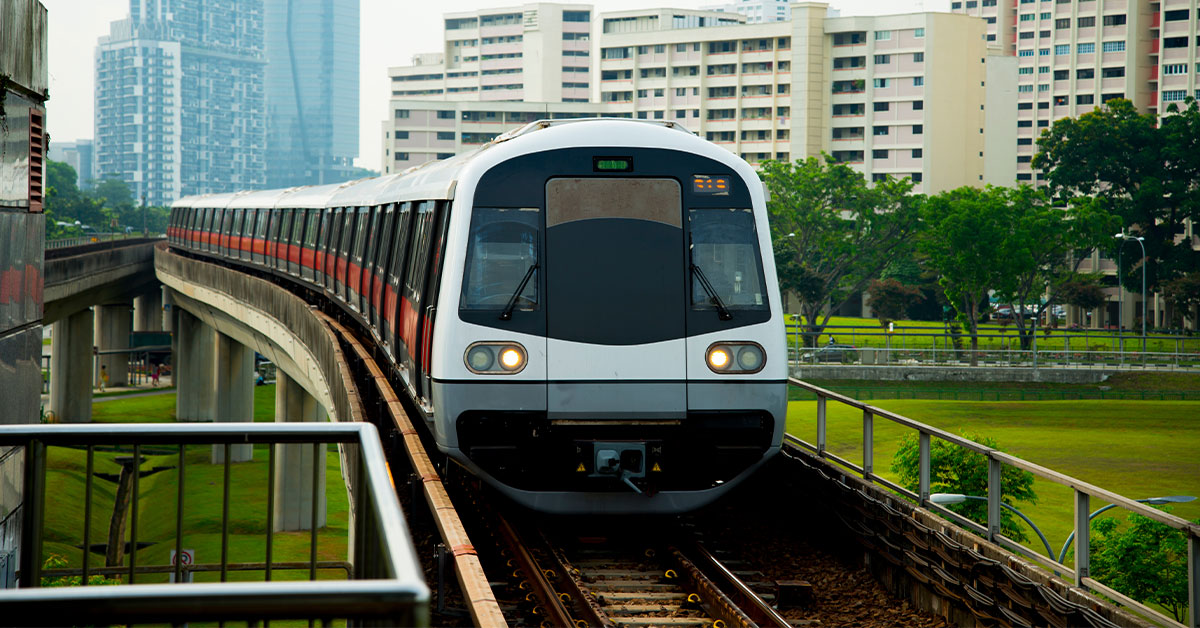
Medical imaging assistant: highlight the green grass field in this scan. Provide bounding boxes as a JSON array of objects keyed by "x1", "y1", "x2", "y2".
[
  {"x1": 787, "y1": 314, "x2": 1200, "y2": 355},
  {"x1": 785, "y1": 397, "x2": 1200, "y2": 561}
]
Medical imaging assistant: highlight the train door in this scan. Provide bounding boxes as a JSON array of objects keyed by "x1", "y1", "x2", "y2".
[
  {"x1": 239, "y1": 209, "x2": 253, "y2": 261},
  {"x1": 348, "y1": 207, "x2": 370, "y2": 309},
  {"x1": 315, "y1": 210, "x2": 332, "y2": 287},
  {"x1": 402, "y1": 201, "x2": 438, "y2": 401},
  {"x1": 359, "y1": 207, "x2": 381, "y2": 316},
  {"x1": 302, "y1": 210, "x2": 320, "y2": 283},
  {"x1": 289, "y1": 209, "x2": 305, "y2": 276},
  {"x1": 266, "y1": 209, "x2": 282, "y2": 265},
  {"x1": 277, "y1": 209, "x2": 294, "y2": 273},
  {"x1": 371, "y1": 204, "x2": 397, "y2": 334},
  {"x1": 230, "y1": 209, "x2": 244, "y2": 260},
  {"x1": 250, "y1": 209, "x2": 266, "y2": 265},
  {"x1": 335, "y1": 208, "x2": 355, "y2": 302},
  {"x1": 221, "y1": 209, "x2": 235, "y2": 257},
  {"x1": 385, "y1": 202, "x2": 414, "y2": 359},
  {"x1": 544, "y1": 178, "x2": 687, "y2": 417},
  {"x1": 418, "y1": 202, "x2": 451, "y2": 400},
  {"x1": 209, "y1": 209, "x2": 224, "y2": 254}
]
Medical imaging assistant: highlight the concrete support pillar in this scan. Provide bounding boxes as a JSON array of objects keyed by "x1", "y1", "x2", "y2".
[
  {"x1": 273, "y1": 370, "x2": 327, "y2": 531},
  {"x1": 94, "y1": 303, "x2": 132, "y2": 387},
  {"x1": 162, "y1": 287, "x2": 174, "y2": 334},
  {"x1": 49, "y1": 308, "x2": 94, "y2": 423},
  {"x1": 133, "y1": 288, "x2": 163, "y2": 332},
  {"x1": 174, "y1": 308, "x2": 216, "y2": 422},
  {"x1": 212, "y1": 333, "x2": 254, "y2": 463}
]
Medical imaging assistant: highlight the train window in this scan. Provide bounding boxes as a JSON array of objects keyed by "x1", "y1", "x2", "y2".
[
  {"x1": 340, "y1": 208, "x2": 356, "y2": 257},
  {"x1": 405, "y1": 201, "x2": 437, "y2": 298},
  {"x1": 267, "y1": 209, "x2": 282, "y2": 246},
  {"x1": 389, "y1": 203, "x2": 414, "y2": 286},
  {"x1": 292, "y1": 210, "x2": 306, "y2": 245},
  {"x1": 280, "y1": 209, "x2": 294, "y2": 246},
  {"x1": 231, "y1": 209, "x2": 243, "y2": 238},
  {"x1": 222, "y1": 209, "x2": 234, "y2": 235},
  {"x1": 254, "y1": 209, "x2": 268, "y2": 239},
  {"x1": 375, "y1": 205, "x2": 396, "y2": 276},
  {"x1": 459, "y1": 207, "x2": 540, "y2": 311},
  {"x1": 304, "y1": 211, "x2": 320, "y2": 248},
  {"x1": 352, "y1": 207, "x2": 370, "y2": 264},
  {"x1": 687, "y1": 208, "x2": 768, "y2": 311},
  {"x1": 363, "y1": 207, "x2": 381, "y2": 273}
]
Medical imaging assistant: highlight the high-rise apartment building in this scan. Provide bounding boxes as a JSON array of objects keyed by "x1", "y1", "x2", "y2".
[
  {"x1": 384, "y1": 2, "x2": 1015, "y2": 193},
  {"x1": 701, "y1": 0, "x2": 794, "y2": 24},
  {"x1": 96, "y1": 0, "x2": 267, "y2": 206},
  {"x1": 952, "y1": 0, "x2": 1200, "y2": 183},
  {"x1": 49, "y1": 140, "x2": 96, "y2": 190},
  {"x1": 389, "y1": 3, "x2": 595, "y2": 104},
  {"x1": 263, "y1": 0, "x2": 359, "y2": 187}
]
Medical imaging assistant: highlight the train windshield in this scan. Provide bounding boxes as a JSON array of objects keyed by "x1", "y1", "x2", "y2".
[
  {"x1": 460, "y1": 207, "x2": 540, "y2": 311},
  {"x1": 688, "y1": 208, "x2": 768, "y2": 312}
]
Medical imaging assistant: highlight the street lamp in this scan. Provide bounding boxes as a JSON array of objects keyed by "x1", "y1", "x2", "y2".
[
  {"x1": 1113, "y1": 233, "x2": 1147, "y2": 345},
  {"x1": 1057, "y1": 495, "x2": 1196, "y2": 564},
  {"x1": 930, "y1": 493, "x2": 1055, "y2": 559}
]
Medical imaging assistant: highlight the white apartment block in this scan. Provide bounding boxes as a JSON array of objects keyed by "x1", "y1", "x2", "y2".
[
  {"x1": 389, "y1": 3, "x2": 594, "y2": 104},
  {"x1": 597, "y1": 3, "x2": 1012, "y2": 193},
  {"x1": 701, "y1": 0, "x2": 794, "y2": 24},
  {"x1": 953, "y1": 0, "x2": 1200, "y2": 183},
  {"x1": 383, "y1": 2, "x2": 1016, "y2": 193}
]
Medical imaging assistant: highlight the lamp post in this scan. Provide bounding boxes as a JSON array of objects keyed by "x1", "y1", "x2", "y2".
[
  {"x1": 1057, "y1": 495, "x2": 1196, "y2": 564},
  {"x1": 1113, "y1": 233, "x2": 1147, "y2": 350},
  {"x1": 930, "y1": 493, "x2": 1055, "y2": 559}
]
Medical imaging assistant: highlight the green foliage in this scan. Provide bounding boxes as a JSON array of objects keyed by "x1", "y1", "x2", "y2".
[
  {"x1": 1161, "y1": 272, "x2": 1200, "y2": 327},
  {"x1": 40, "y1": 553, "x2": 120, "y2": 587},
  {"x1": 1034, "y1": 98, "x2": 1200, "y2": 291},
  {"x1": 890, "y1": 431, "x2": 1038, "y2": 542},
  {"x1": 761, "y1": 155, "x2": 921, "y2": 344},
  {"x1": 44, "y1": 160, "x2": 171, "y2": 236},
  {"x1": 1090, "y1": 509, "x2": 1196, "y2": 622},
  {"x1": 866, "y1": 278, "x2": 920, "y2": 329},
  {"x1": 1056, "y1": 274, "x2": 1108, "y2": 311}
]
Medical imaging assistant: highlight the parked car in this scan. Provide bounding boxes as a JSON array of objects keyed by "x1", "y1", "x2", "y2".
[{"x1": 799, "y1": 344, "x2": 858, "y2": 363}]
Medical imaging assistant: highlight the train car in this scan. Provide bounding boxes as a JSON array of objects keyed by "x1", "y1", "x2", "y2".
[{"x1": 169, "y1": 119, "x2": 787, "y2": 514}]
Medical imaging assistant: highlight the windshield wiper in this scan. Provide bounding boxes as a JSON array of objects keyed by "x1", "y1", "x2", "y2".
[
  {"x1": 499, "y1": 263, "x2": 538, "y2": 321},
  {"x1": 691, "y1": 263, "x2": 733, "y2": 321}
]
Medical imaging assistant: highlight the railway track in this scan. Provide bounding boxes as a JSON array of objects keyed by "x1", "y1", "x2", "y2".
[{"x1": 491, "y1": 510, "x2": 793, "y2": 628}]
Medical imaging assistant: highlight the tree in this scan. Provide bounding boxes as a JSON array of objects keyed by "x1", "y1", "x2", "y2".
[
  {"x1": 1057, "y1": 274, "x2": 1108, "y2": 313},
  {"x1": 990, "y1": 191, "x2": 1118, "y2": 349},
  {"x1": 762, "y1": 155, "x2": 922, "y2": 345},
  {"x1": 1160, "y1": 272, "x2": 1200, "y2": 329},
  {"x1": 1089, "y1": 509, "x2": 1196, "y2": 622},
  {"x1": 891, "y1": 432, "x2": 1038, "y2": 543},
  {"x1": 866, "y1": 278, "x2": 920, "y2": 329},
  {"x1": 1034, "y1": 98, "x2": 1200, "y2": 293},
  {"x1": 919, "y1": 186, "x2": 1015, "y2": 364}
]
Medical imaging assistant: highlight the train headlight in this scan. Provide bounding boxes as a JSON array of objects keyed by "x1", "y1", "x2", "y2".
[
  {"x1": 499, "y1": 347, "x2": 525, "y2": 371},
  {"x1": 707, "y1": 346, "x2": 732, "y2": 370},
  {"x1": 466, "y1": 346, "x2": 494, "y2": 371},
  {"x1": 465, "y1": 342, "x2": 527, "y2": 374},
  {"x1": 705, "y1": 342, "x2": 766, "y2": 374}
]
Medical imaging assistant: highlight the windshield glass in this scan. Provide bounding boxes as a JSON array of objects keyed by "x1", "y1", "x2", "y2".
[
  {"x1": 689, "y1": 208, "x2": 768, "y2": 311},
  {"x1": 460, "y1": 207, "x2": 540, "y2": 311}
]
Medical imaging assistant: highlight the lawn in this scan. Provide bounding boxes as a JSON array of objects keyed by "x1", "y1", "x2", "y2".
[
  {"x1": 785, "y1": 397, "x2": 1200, "y2": 562},
  {"x1": 42, "y1": 383, "x2": 346, "y2": 584},
  {"x1": 786, "y1": 314, "x2": 1200, "y2": 355}
]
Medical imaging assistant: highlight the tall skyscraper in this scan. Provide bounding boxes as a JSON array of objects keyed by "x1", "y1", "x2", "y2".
[
  {"x1": 95, "y1": 0, "x2": 267, "y2": 206},
  {"x1": 263, "y1": 0, "x2": 359, "y2": 187}
]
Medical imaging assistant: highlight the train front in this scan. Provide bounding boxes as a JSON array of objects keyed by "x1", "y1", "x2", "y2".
[{"x1": 432, "y1": 120, "x2": 787, "y2": 514}]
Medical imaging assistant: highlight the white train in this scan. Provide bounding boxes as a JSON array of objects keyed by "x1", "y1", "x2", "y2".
[{"x1": 169, "y1": 119, "x2": 787, "y2": 514}]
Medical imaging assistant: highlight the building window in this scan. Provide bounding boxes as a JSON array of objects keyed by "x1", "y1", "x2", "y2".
[
  {"x1": 394, "y1": 131, "x2": 409, "y2": 139},
  {"x1": 1164, "y1": 63, "x2": 1187, "y2": 76},
  {"x1": 914, "y1": 27, "x2": 925, "y2": 38},
  {"x1": 1101, "y1": 66, "x2": 1125, "y2": 78},
  {"x1": 394, "y1": 109, "x2": 410, "y2": 118},
  {"x1": 1077, "y1": 16, "x2": 1095, "y2": 27},
  {"x1": 873, "y1": 149, "x2": 888, "y2": 159},
  {"x1": 1102, "y1": 14, "x2": 1126, "y2": 26},
  {"x1": 913, "y1": 52, "x2": 924, "y2": 62},
  {"x1": 1163, "y1": 37, "x2": 1188, "y2": 49},
  {"x1": 436, "y1": 131, "x2": 455, "y2": 140},
  {"x1": 1054, "y1": 44, "x2": 1069, "y2": 55},
  {"x1": 437, "y1": 153, "x2": 454, "y2": 159},
  {"x1": 874, "y1": 101, "x2": 890, "y2": 111},
  {"x1": 1020, "y1": 13, "x2": 1035, "y2": 21},
  {"x1": 873, "y1": 125, "x2": 889, "y2": 136},
  {"x1": 911, "y1": 173, "x2": 923, "y2": 183},
  {"x1": 1018, "y1": 120, "x2": 1032, "y2": 127},
  {"x1": 913, "y1": 124, "x2": 923, "y2": 134},
  {"x1": 1038, "y1": 48, "x2": 1050, "y2": 56},
  {"x1": 1077, "y1": 68, "x2": 1094, "y2": 79},
  {"x1": 1076, "y1": 94, "x2": 1094, "y2": 105},
  {"x1": 1077, "y1": 42, "x2": 1095, "y2": 54},
  {"x1": 1164, "y1": 9, "x2": 1190, "y2": 21},
  {"x1": 1019, "y1": 67, "x2": 1034, "y2": 75},
  {"x1": 1017, "y1": 138, "x2": 1033, "y2": 145},
  {"x1": 1038, "y1": 84, "x2": 1050, "y2": 92},
  {"x1": 395, "y1": 152, "x2": 409, "y2": 160},
  {"x1": 1055, "y1": 18, "x2": 1069, "y2": 29},
  {"x1": 912, "y1": 148, "x2": 923, "y2": 158},
  {"x1": 1018, "y1": 85, "x2": 1034, "y2": 92},
  {"x1": 875, "y1": 54, "x2": 890, "y2": 64},
  {"x1": 1019, "y1": 49, "x2": 1034, "y2": 57},
  {"x1": 1020, "y1": 31, "x2": 1035, "y2": 39},
  {"x1": 913, "y1": 76, "x2": 924, "y2": 86},
  {"x1": 875, "y1": 30, "x2": 892, "y2": 40},
  {"x1": 563, "y1": 10, "x2": 589, "y2": 22},
  {"x1": 874, "y1": 78, "x2": 888, "y2": 88},
  {"x1": 912, "y1": 100, "x2": 923, "y2": 110},
  {"x1": 1054, "y1": 69, "x2": 1069, "y2": 80},
  {"x1": 1101, "y1": 41, "x2": 1125, "y2": 53},
  {"x1": 1163, "y1": 90, "x2": 1187, "y2": 102}
]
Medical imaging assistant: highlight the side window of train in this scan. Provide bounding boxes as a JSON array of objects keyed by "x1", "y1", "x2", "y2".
[
  {"x1": 243, "y1": 209, "x2": 255, "y2": 240},
  {"x1": 279, "y1": 209, "x2": 294, "y2": 252},
  {"x1": 389, "y1": 202, "x2": 414, "y2": 288},
  {"x1": 340, "y1": 207, "x2": 356, "y2": 257},
  {"x1": 292, "y1": 209, "x2": 306, "y2": 246},
  {"x1": 231, "y1": 208, "x2": 243, "y2": 239},
  {"x1": 305, "y1": 210, "x2": 320, "y2": 249},
  {"x1": 327, "y1": 208, "x2": 343, "y2": 261},
  {"x1": 222, "y1": 208, "x2": 234, "y2": 237},
  {"x1": 405, "y1": 201, "x2": 437, "y2": 300},
  {"x1": 375, "y1": 204, "x2": 397, "y2": 276},
  {"x1": 352, "y1": 206, "x2": 370, "y2": 267},
  {"x1": 362, "y1": 206, "x2": 381, "y2": 275},
  {"x1": 318, "y1": 210, "x2": 332, "y2": 255},
  {"x1": 267, "y1": 208, "x2": 282, "y2": 249},
  {"x1": 255, "y1": 207, "x2": 269, "y2": 239}
]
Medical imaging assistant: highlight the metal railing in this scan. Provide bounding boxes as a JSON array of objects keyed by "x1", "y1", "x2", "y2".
[
  {"x1": 788, "y1": 325, "x2": 1200, "y2": 371},
  {"x1": 787, "y1": 377, "x2": 1200, "y2": 628},
  {"x1": 45, "y1": 232, "x2": 154, "y2": 250},
  {"x1": 0, "y1": 423, "x2": 429, "y2": 626}
]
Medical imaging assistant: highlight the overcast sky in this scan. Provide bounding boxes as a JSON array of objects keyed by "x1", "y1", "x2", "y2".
[{"x1": 40, "y1": 0, "x2": 948, "y2": 173}]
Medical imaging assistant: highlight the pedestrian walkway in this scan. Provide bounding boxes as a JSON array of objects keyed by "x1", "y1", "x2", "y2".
[{"x1": 39, "y1": 375, "x2": 175, "y2": 407}]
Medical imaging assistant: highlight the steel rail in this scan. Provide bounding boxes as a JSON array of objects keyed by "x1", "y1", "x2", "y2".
[
  {"x1": 493, "y1": 514, "x2": 578, "y2": 627},
  {"x1": 678, "y1": 543, "x2": 792, "y2": 628}
]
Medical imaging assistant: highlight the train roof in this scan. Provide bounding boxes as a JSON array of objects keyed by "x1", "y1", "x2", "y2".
[{"x1": 171, "y1": 119, "x2": 745, "y2": 211}]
